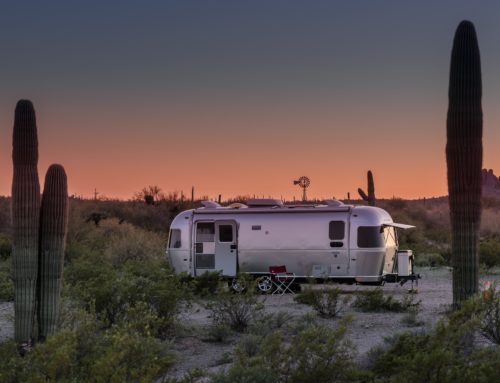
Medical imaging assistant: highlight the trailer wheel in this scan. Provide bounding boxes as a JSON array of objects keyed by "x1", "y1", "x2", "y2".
[
  {"x1": 256, "y1": 276, "x2": 273, "y2": 293},
  {"x1": 230, "y1": 278, "x2": 246, "y2": 293}
]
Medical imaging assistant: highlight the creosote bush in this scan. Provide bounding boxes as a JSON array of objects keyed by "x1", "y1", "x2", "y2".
[
  {"x1": 214, "y1": 321, "x2": 359, "y2": 383},
  {"x1": 0, "y1": 258, "x2": 14, "y2": 301},
  {"x1": 0, "y1": 325, "x2": 173, "y2": 383},
  {"x1": 294, "y1": 287, "x2": 350, "y2": 318},
  {"x1": 414, "y1": 253, "x2": 447, "y2": 268},
  {"x1": 206, "y1": 291, "x2": 263, "y2": 333},
  {"x1": 184, "y1": 271, "x2": 225, "y2": 297},
  {"x1": 352, "y1": 288, "x2": 420, "y2": 312},
  {"x1": 479, "y1": 283, "x2": 500, "y2": 344},
  {"x1": 0, "y1": 234, "x2": 11, "y2": 260},
  {"x1": 0, "y1": 305, "x2": 173, "y2": 383},
  {"x1": 368, "y1": 300, "x2": 500, "y2": 382},
  {"x1": 65, "y1": 254, "x2": 185, "y2": 334},
  {"x1": 479, "y1": 237, "x2": 500, "y2": 269}
]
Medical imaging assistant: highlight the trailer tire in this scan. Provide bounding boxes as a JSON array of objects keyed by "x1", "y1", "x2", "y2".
[
  {"x1": 256, "y1": 276, "x2": 273, "y2": 293},
  {"x1": 230, "y1": 278, "x2": 246, "y2": 293}
]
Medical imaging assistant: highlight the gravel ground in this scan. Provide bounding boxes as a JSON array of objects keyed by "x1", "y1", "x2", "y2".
[
  {"x1": 1, "y1": 267, "x2": 499, "y2": 379},
  {"x1": 167, "y1": 267, "x2": 500, "y2": 378}
]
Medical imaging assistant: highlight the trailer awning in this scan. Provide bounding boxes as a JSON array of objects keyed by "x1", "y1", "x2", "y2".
[{"x1": 383, "y1": 223, "x2": 416, "y2": 230}]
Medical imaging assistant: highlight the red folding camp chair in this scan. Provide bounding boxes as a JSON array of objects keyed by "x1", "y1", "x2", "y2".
[{"x1": 269, "y1": 265, "x2": 295, "y2": 294}]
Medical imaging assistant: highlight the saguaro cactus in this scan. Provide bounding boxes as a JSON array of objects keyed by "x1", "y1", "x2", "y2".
[
  {"x1": 358, "y1": 170, "x2": 376, "y2": 206},
  {"x1": 446, "y1": 21, "x2": 483, "y2": 308},
  {"x1": 11, "y1": 100, "x2": 41, "y2": 344},
  {"x1": 38, "y1": 164, "x2": 68, "y2": 340}
]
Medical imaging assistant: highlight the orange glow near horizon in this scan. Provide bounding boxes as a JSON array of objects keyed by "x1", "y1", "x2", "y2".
[{"x1": 1, "y1": 98, "x2": 499, "y2": 202}]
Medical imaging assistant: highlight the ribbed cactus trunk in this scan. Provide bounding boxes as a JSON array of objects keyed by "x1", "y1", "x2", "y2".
[
  {"x1": 358, "y1": 170, "x2": 376, "y2": 206},
  {"x1": 446, "y1": 21, "x2": 483, "y2": 308},
  {"x1": 38, "y1": 165, "x2": 68, "y2": 340},
  {"x1": 11, "y1": 100, "x2": 41, "y2": 344}
]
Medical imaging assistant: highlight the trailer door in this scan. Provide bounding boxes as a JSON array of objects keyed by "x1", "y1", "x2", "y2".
[{"x1": 215, "y1": 220, "x2": 238, "y2": 277}]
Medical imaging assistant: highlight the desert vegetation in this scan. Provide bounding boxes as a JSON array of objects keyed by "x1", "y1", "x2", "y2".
[{"x1": 1, "y1": 194, "x2": 500, "y2": 381}]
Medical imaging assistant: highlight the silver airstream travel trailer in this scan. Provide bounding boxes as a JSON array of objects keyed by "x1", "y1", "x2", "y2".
[{"x1": 166, "y1": 199, "x2": 418, "y2": 289}]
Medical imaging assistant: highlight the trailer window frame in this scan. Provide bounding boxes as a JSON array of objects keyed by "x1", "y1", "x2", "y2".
[
  {"x1": 357, "y1": 226, "x2": 385, "y2": 248},
  {"x1": 168, "y1": 229, "x2": 182, "y2": 249},
  {"x1": 196, "y1": 222, "x2": 215, "y2": 243},
  {"x1": 329, "y1": 221, "x2": 345, "y2": 240},
  {"x1": 219, "y1": 224, "x2": 233, "y2": 242}
]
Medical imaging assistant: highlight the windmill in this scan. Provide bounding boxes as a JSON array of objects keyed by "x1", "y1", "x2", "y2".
[{"x1": 293, "y1": 176, "x2": 310, "y2": 202}]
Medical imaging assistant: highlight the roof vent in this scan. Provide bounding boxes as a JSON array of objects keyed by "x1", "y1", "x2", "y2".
[
  {"x1": 246, "y1": 198, "x2": 284, "y2": 208},
  {"x1": 324, "y1": 199, "x2": 345, "y2": 207},
  {"x1": 228, "y1": 202, "x2": 248, "y2": 209},
  {"x1": 201, "y1": 201, "x2": 222, "y2": 208}
]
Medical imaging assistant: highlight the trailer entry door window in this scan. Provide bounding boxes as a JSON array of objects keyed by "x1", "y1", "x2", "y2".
[
  {"x1": 219, "y1": 225, "x2": 233, "y2": 242},
  {"x1": 358, "y1": 226, "x2": 384, "y2": 248},
  {"x1": 329, "y1": 221, "x2": 345, "y2": 240},
  {"x1": 197, "y1": 222, "x2": 215, "y2": 242},
  {"x1": 168, "y1": 229, "x2": 182, "y2": 248}
]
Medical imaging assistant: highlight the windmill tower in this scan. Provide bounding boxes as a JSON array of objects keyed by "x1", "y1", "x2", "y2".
[{"x1": 293, "y1": 176, "x2": 310, "y2": 202}]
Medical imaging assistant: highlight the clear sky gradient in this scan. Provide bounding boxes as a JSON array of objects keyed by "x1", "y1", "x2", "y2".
[{"x1": 1, "y1": 1, "x2": 500, "y2": 200}]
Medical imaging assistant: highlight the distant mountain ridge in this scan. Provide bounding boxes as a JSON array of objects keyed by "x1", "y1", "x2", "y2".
[{"x1": 482, "y1": 169, "x2": 500, "y2": 196}]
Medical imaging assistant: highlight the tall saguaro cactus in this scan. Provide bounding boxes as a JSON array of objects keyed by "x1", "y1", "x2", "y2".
[
  {"x1": 358, "y1": 170, "x2": 376, "y2": 206},
  {"x1": 11, "y1": 100, "x2": 41, "y2": 344},
  {"x1": 446, "y1": 21, "x2": 483, "y2": 308},
  {"x1": 38, "y1": 164, "x2": 68, "y2": 340}
]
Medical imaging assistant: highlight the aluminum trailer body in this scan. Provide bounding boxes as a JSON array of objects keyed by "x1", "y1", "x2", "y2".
[{"x1": 166, "y1": 199, "x2": 416, "y2": 284}]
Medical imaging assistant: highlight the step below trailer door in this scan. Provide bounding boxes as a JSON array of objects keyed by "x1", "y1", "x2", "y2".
[{"x1": 194, "y1": 220, "x2": 237, "y2": 277}]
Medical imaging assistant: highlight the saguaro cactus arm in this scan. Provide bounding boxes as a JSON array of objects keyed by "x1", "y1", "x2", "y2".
[
  {"x1": 358, "y1": 170, "x2": 376, "y2": 206},
  {"x1": 38, "y1": 164, "x2": 69, "y2": 340}
]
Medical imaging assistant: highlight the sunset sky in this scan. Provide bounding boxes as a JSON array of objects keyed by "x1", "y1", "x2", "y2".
[{"x1": 1, "y1": 1, "x2": 500, "y2": 201}]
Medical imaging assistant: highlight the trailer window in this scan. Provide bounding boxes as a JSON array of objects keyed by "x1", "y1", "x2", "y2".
[
  {"x1": 357, "y1": 226, "x2": 384, "y2": 248},
  {"x1": 219, "y1": 225, "x2": 233, "y2": 242},
  {"x1": 196, "y1": 222, "x2": 215, "y2": 242},
  {"x1": 329, "y1": 221, "x2": 345, "y2": 240},
  {"x1": 168, "y1": 229, "x2": 182, "y2": 248}
]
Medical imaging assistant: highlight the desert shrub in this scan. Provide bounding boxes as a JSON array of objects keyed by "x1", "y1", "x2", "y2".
[
  {"x1": 0, "y1": 197, "x2": 10, "y2": 235},
  {"x1": 0, "y1": 312, "x2": 173, "y2": 383},
  {"x1": 369, "y1": 318, "x2": 500, "y2": 382},
  {"x1": 0, "y1": 259, "x2": 14, "y2": 301},
  {"x1": 294, "y1": 287, "x2": 349, "y2": 318},
  {"x1": 101, "y1": 220, "x2": 165, "y2": 264},
  {"x1": 479, "y1": 284, "x2": 500, "y2": 344},
  {"x1": 352, "y1": 288, "x2": 420, "y2": 312},
  {"x1": 248, "y1": 311, "x2": 293, "y2": 337},
  {"x1": 414, "y1": 252, "x2": 447, "y2": 267},
  {"x1": 215, "y1": 321, "x2": 359, "y2": 383},
  {"x1": 384, "y1": 198, "x2": 408, "y2": 210},
  {"x1": 0, "y1": 234, "x2": 11, "y2": 260},
  {"x1": 236, "y1": 334, "x2": 263, "y2": 358},
  {"x1": 0, "y1": 341, "x2": 24, "y2": 383},
  {"x1": 65, "y1": 253, "x2": 185, "y2": 331},
  {"x1": 188, "y1": 271, "x2": 225, "y2": 297},
  {"x1": 212, "y1": 365, "x2": 277, "y2": 383},
  {"x1": 401, "y1": 305, "x2": 424, "y2": 327},
  {"x1": 204, "y1": 323, "x2": 233, "y2": 343},
  {"x1": 206, "y1": 291, "x2": 263, "y2": 332},
  {"x1": 479, "y1": 237, "x2": 500, "y2": 269},
  {"x1": 88, "y1": 322, "x2": 174, "y2": 382},
  {"x1": 67, "y1": 217, "x2": 165, "y2": 265}
]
